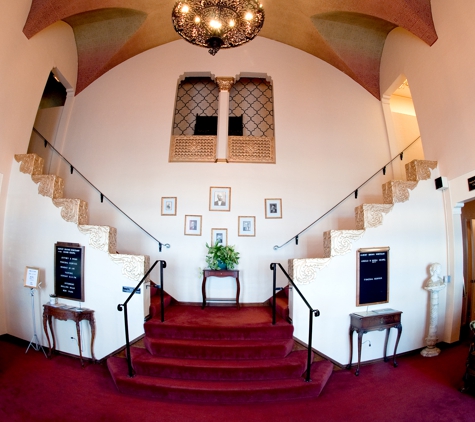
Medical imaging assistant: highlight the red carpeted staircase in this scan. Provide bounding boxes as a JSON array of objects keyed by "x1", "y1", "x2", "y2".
[{"x1": 107, "y1": 295, "x2": 333, "y2": 402}]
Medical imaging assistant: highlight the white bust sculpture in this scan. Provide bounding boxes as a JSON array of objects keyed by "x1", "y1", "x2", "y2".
[
  {"x1": 426, "y1": 263, "x2": 445, "y2": 289},
  {"x1": 421, "y1": 262, "x2": 446, "y2": 357}
]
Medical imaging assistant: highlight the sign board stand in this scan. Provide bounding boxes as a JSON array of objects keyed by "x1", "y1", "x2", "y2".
[{"x1": 24, "y1": 267, "x2": 47, "y2": 357}]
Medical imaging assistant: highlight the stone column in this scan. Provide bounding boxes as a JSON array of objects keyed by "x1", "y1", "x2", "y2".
[
  {"x1": 215, "y1": 77, "x2": 234, "y2": 162},
  {"x1": 421, "y1": 263, "x2": 446, "y2": 357}
]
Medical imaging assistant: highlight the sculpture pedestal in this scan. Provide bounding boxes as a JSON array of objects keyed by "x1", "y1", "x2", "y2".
[{"x1": 421, "y1": 284, "x2": 445, "y2": 357}]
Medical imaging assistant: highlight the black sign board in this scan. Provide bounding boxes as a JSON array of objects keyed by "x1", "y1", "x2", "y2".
[
  {"x1": 468, "y1": 175, "x2": 475, "y2": 192},
  {"x1": 54, "y1": 242, "x2": 85, "y2": 302},
  {"x1": 357, "y1": 247, "x2": 389, "y2": 306}
]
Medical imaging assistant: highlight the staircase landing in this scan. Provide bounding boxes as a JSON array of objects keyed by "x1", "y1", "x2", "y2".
[{"x1": 107, "y1": 304, "x2": 333, "y2": 402}]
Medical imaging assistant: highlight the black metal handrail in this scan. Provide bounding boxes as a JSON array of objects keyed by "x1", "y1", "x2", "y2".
[
  {"x1": 31, "y1": 127, "x2": 170, "y2": 252},
  {"x1": 117, "y1": 260, "x2": 166, "y2": 377},
  {"x1": 273, "y1": 137, "x2": 421, "y2": 250},
  {"x1": 270, "y1": 263, "x2": 320, "y2": 383}
]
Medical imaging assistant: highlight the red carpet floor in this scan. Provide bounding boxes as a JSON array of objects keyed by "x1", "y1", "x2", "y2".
[{"x1": 1, "y1": 335, "x2": 475, "y2": 421}]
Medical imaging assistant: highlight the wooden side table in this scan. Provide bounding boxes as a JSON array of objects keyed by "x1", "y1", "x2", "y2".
[
  {"x1": 346, "y1": 308, "x2": 402, "y2": 376},
  {"x1": 43, "y1": 304, "x2": 96, "y2": 366},
  {"x1": 202, "y1": 269, "x2": 240, "y2": 309}
]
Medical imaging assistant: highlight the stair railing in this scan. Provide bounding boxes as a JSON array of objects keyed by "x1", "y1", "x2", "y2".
[
  {"x1": 270, "y1": 263, "x2": 320, "y2": 383},
  {"x1": 117, "y1": 260, "x2": 166, "y2": 378},
  {"x1": 273, "y1": 137, "x2": 421, "y2": 251},
  {"x1": 31, "y1": 128, "x2": 170, "y2": 253}
]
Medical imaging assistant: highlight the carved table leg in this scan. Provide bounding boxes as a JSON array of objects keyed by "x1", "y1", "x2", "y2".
[
  {"x1": 356, "y1": 330, "x2": 364, "y2": 376},
  {"x1": 89, "y1": 315, "x2": 96, "y2": 362},
  {"x1": 393, "y1": 324, "x2": 403, "y2": 367},
  {"x1": 75, "y1": 320, "x2": 84, "y2": 366},
  {"x1": 346, "y1": 328, "x2": 354, "y2": 370},
  {"x1": 202, "y1": 275, "x2": 207, "y2": 309},
  {"x1": 43, "y1": 312, "x2": 52, "y2": 358},
  {"x1": 236, "y1": 275, "x2": 240, "y2": 309},
  {"x1": 383, "y1": 328, "x2": 390, "y2": 362},
  {"x1": 47, "y1": 315, "x2": 55, "y2": 356}
]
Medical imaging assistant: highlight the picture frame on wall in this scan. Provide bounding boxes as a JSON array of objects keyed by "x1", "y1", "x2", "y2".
[
  {"x1": 161, "y1": 197, "x2": 177, "y2": 216},
  {"x1": 265, "y1": 198, "x2": 282, "y2": 219},
  {"x1": 23, "y1": 266, "x2": 40, "y2": 289},
  {"x1": 211, "y1": 228, "x2": 227, "y2": 246},
  {"x1": 238, "y1": 216, "x2": 256, "y2": 236},
  {"x1": 209, "y1": 187, "x2": 231, "y2": 211},
  {"x1": 184, "y1": 215, "x2": 202, "y2": 236}
]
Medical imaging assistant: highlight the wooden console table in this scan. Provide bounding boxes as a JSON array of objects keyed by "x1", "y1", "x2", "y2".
[
  {"x1": 202, "y1": 269, "x2": 240, "y2": 309},
  {"x1": 43, "y1": 304, "x2": 96, "y2": 366},
  {"x1": 346, "y1": 308, "x2": 402, "y2": 376}
]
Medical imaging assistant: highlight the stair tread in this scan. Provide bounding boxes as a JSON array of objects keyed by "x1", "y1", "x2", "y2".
[
  {"x1": 108, "y1": 356, "x2": 333, "y2": 402},
  {"x1": 144, "y1": 336, "x2": 294, "y2": 360},
  {"x1": 133, "y1": 347, "x2": 307, "y2": 366},
  {"x1": 131, "y1": 347, "x2": 310, "y2": 379}
]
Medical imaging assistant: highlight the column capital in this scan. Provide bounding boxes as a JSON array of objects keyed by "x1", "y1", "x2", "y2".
[{"x1": 216, "y1": 77, "x2": 235, "y2": 92}]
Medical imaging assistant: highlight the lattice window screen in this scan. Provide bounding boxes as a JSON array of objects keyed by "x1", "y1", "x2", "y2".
[
  {"x1": 229, "y1": 78, "x2": 274, "y2": 137},
  {"x1": 173, "y1": 77, "x2": 219, "y2": 136}
]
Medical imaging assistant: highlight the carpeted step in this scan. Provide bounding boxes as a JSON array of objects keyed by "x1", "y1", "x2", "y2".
[
  {"x1": 269, "y1": 286, "x2": 290, "y2": 321},
  {"x1": 107, "y1": 356, "x2": 333, "y2": 403},
  {"x1": 144, "y1": 318, "x2": 294, "y2": 341},
  {"x1": 130, "y1": 347, "x2": 312, "y2": 381},
  {"x1": 149, "y1": 290, "x2": 173, "y2": 319},
  {"x1": 144, "y1": 336, "x2": 294, "y2": 360}
]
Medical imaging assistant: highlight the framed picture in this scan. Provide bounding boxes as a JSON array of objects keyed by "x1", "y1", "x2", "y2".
[
  {"x1": 209, "y1": 187, "x2": 231, "y2": 211},
  {"x1": 265, "y1": 198, "x2": 282, "y2": 219},
  {"x1": 184, "y1": 215, "x2": 202, "y2": 236},
  {"x1": 24, "y1": 266, "x2": 40, "y2": 289},
  {"x1": 211, "y1": 228, "x2": 227, "y2": 246},
  {"x1": 161, "y1": 197, "x2": 177, "y2": 216},
  {"x1": 238, "y1": 216, "x2": 256, "y2": 236}
]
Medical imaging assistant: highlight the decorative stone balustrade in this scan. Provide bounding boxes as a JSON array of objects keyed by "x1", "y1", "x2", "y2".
[
  {"x1": 15, "y1": 153, "x2": 149, "y2": 282},
  {"x1": 289, "y1": 159, "x2": 438, "y2": 284}
]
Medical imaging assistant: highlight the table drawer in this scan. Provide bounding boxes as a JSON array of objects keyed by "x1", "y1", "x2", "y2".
[{"x1": 351, "y1": 312, "x2": 401, "y2": 330}]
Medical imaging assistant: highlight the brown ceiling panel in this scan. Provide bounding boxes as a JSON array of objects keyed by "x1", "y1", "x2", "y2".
[{"x1": 22, "y1": 0, "x2": 437, "y2": 98}]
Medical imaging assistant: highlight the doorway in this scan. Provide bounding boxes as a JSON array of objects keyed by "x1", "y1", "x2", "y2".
[
  {"x1": 27, "y1": 70, "x2": 67, "y2": 173},
  {"x1": 382, "y1": 77, "x2": 424, "y2": 181},
  {"x1": 461, "y1": 199, "x2": 475, "y2": 338}
]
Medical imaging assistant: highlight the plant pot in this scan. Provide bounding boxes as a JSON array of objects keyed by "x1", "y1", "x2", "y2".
[{"x1": 217, "y1": 260, "x2": 227, "y2": 270}]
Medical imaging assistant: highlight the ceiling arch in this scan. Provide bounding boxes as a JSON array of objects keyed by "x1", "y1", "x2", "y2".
[{"x1": 22, "y1": 0, "x2": 437, "y2": 98}]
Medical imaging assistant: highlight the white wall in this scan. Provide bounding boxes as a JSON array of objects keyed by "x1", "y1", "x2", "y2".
[
  {"x1": 0, "y1": 0, "x2": 77, "y2": 334},
  {"x1": 380, "y1": 0, "x2": 475, "y2": 182},
  {"x1": 292, "y1": 172, "x2": 447, "y2": 365},
  {"x1": 380, "y1": 0, "x2": 475, "y2": 344},
  {"x1": 57, "y1": 37, "x2": 394, "y2": 306},
  {"x1": 4, "y1": 161, "x2": 147, "y2": 359},
  {"x1": 1, "y1": 0, "x2": 471, "y2": 363}
]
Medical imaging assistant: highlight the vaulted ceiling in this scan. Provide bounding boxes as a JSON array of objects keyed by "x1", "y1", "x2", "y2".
[{"x1": 23, "y1": 1, "x2": 437, "y2": 98}]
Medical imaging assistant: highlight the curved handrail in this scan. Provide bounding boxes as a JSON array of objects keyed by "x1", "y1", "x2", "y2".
[
  {"x1": 32, "y1": 128, "x2": 170, "y2": 252},
  {"x1": 270, "y1": 263, "x2": 319, "y2": 382},
  {"x1": 273, "y1": 137, "x2": 421, "y2": 251},
  {"x1": 117, "y1": 260, "x2": 165, "y2": 377}
]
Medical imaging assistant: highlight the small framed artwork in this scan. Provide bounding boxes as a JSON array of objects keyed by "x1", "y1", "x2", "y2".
[
  {"x1": 209, "y1": 187, "x2": 231, "y2": 211},
  {"x1": 161, "y1": 197, "x2": 177, "y2": 216},
  {"x1": 211, "y1": 228, "x2": 228, "y2": 246},
  {"x1": 238, "y1": 216, "x2": 256, "y2": 236},
  {"x1": 24, "y1": 266, "x2": 40, "y2": 289},
  {"x1": 184, "y1": 215, "x2": 202, "y2": 236},
  {"x1": 265, "y1": 198, "x2": 282, "y2": 219}
]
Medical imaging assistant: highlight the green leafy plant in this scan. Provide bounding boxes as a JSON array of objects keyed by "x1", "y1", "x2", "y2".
[{"x1": 205, "y1": 243, "x2": 240, "y2": 270}]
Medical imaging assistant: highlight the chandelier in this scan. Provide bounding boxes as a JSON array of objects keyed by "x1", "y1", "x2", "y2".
[{"x1": 172, "y1": 1, "x2": 265, "y2": 56}]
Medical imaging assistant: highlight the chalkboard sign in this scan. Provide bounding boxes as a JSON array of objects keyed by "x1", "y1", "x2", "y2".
[
  {"x1": 357, "y1": 247, "x2": 389, "y2": 306},
  {"x1": 54, "y1": 242, "x2": 85, "y2": 302}
]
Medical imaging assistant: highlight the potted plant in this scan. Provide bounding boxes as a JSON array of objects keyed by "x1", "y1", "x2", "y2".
[{"x1": 205, "y1": 243, "x2": 240, "y2": 270}]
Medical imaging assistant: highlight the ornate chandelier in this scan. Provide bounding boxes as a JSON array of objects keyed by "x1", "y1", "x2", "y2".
[{"x1": 172, "y1": 1, "x2": 265, "y2": 56}]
